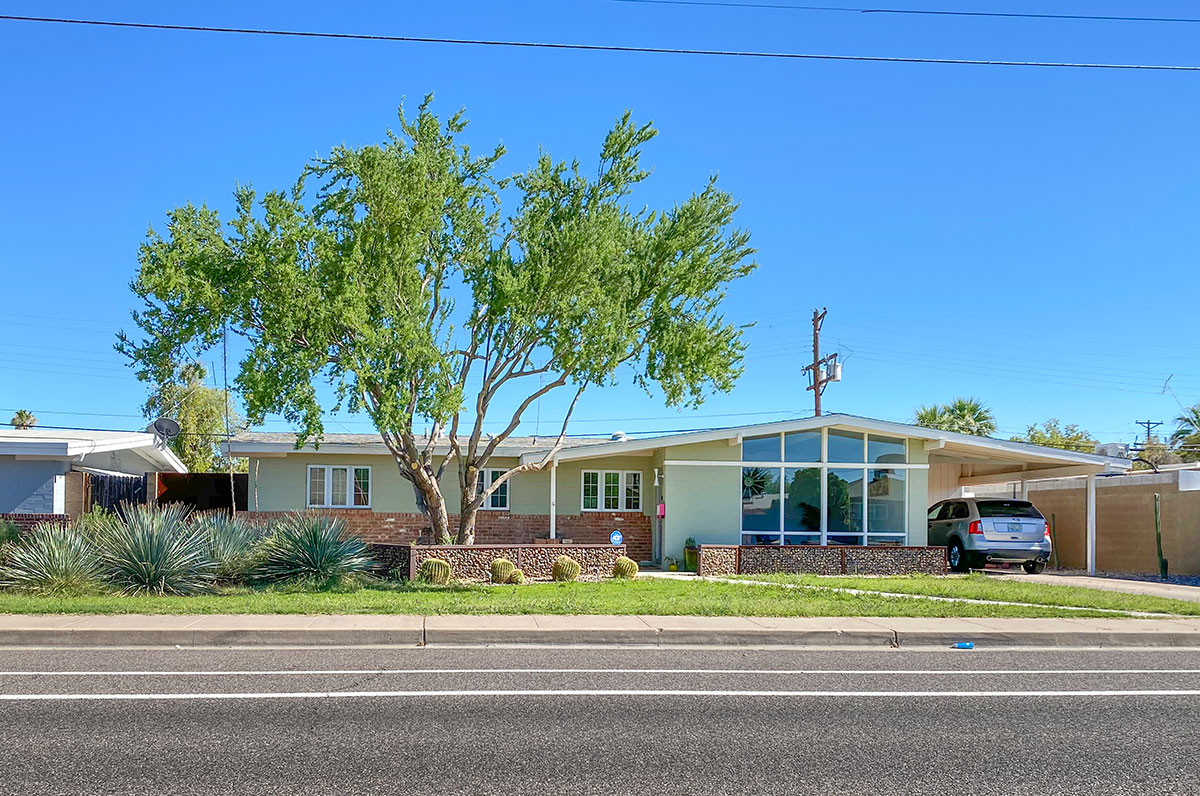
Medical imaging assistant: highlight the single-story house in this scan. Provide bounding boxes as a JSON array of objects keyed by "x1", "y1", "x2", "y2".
[
  {"x1": 227, "y1": 413, "x2": 1130, "y2": 566},
  {"x1": 0, "y1": 428, "x2": 187, "y2": 524}
]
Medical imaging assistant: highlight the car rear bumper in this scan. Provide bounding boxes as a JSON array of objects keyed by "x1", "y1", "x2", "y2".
[{"x1": 967, "y1": 541, "x2": 1051, "y2": 563}]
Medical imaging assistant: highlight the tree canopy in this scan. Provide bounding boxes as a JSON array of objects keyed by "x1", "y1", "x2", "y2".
[
  {"x1": 1010, "y1": 419, "x2": 1096, "y2": 452},
  {"x1": 119, "y1": 99, "x2": 756, "y2": 541},
  {"x1": 1170, "y1": 404, "x2": 1200, "y2": 462},
  {"x1": 143, "y1": 362, "x2": 245, "y2": 473},
  {"x1": 913, "y1": 397, "x2": 996, "y2": 437},
  {"x1": 9, "y1": 410, "x2": 36, "y2": 430}
]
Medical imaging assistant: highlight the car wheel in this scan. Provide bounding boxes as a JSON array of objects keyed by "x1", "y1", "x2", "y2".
[
  {"x1": 948, "y1": 539, "x2": 970, "y2": 573},
  {"x1": 1023, "y1": 561, "x2": 1046, "y2": 575}
]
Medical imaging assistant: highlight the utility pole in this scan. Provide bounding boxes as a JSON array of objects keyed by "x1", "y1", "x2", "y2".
[
  {"x1": 801, "y1": 308, "x2": 840, "y2": 416},
  {"x1": 1135, "y1": 419, "x2": 1163, "y2": 446}
]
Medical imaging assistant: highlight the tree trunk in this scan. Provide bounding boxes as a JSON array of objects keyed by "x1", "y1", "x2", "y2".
[
  {"x1": 456, "y1": 465, "x2": 479, "y2": 544},
  {"x1": 401, "y1": 456, "x2": 450, "y2": 543}
]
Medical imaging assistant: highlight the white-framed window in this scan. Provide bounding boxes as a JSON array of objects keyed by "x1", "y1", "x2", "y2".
[
  {"x1": 476, "y1": 469, "x2": 509, "y2": 510},
  {"x1": 582, "y1": 470, "x2": 641, "y2": 512},
  {"x1": 307, "y1": 465, "x2": 371, "y2": 508}
]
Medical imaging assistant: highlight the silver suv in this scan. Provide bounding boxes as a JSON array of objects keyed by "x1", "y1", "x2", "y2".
[{"x1": 927, "y1": 498, "x2": 1051, "y2": 574}]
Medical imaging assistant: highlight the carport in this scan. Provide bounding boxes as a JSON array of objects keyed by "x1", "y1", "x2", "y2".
[{"x1": 924, "y1": 436, "x2": 1132, "y2": 574}]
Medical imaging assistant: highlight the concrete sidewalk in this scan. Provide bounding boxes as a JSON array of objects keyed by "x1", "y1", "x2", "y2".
[{"x1": 2, "y1": 614, "x2": 1200, "y2": 649}]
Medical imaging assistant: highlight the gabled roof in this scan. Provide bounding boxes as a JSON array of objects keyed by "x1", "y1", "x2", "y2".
[{"x1": 0, "y1": 428, "x2": 187, "y2": 473}]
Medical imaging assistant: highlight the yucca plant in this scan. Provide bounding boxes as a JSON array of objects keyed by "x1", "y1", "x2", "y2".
[
  {"x1": 0, "y1": 522, "x2": 103, "y2": 594},
  {"x1": 252, "y1": 513, "x2": 377, "y2": 585},
  {"x1": 92, "y1": 503, "x2": 217, "y2": 595},
  {"x1": 191, "y1": 511, "x2": 269, "y2": 581}
]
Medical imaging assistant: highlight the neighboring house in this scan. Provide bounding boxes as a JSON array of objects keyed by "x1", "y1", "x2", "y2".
[
  {"x1": 228, "y1": 413, "x2": 1129, "y2": 565},
  {"x1": 0, "y1": 428, "x2": 187, "y2": 523}
]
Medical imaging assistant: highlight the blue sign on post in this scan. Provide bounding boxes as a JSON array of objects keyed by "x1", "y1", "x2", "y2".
[{"x1": 609, "y1": 530, "x2": 623, "y2": 546}]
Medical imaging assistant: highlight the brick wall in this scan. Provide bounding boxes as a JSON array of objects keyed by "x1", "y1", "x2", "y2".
[
  {"x1": 0, "y1": 513, "x2": 71, "y2": 533},
  {"x1": 240, "y1": 509, "x2": 652, "y2": 562}
]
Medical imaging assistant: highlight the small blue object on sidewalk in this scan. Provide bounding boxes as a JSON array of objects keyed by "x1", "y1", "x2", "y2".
[{"x1": 952, "y1": 642, "x2": 975, "y2": 649}]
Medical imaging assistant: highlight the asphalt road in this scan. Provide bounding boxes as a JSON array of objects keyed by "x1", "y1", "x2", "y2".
[{"x1": 1, "y1": 646, "x2": 1198, "y2": 795}]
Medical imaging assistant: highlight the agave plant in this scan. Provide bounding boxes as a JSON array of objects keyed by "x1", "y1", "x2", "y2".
[
  {"x1": 252, "y1": 513, "x2": 377, "y2": 585},
  {"x1": 190, "y1": 511, "x2": 269, "y2": 581},
  {"x1": 92, "y1": 503, "x2": 217, "y2": 595},
  {"x1": 0, "y1": 522, "x2": 103, "y2": 594}
]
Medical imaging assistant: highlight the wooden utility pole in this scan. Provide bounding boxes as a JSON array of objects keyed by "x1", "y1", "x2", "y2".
[{"x1": 801, "y1": 308, "x2": 839, "y2": 416}]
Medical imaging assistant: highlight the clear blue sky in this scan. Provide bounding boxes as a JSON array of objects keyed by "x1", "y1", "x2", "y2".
[{"x1": 2, "y1": 1, "x2": 1198, "y2": 444}]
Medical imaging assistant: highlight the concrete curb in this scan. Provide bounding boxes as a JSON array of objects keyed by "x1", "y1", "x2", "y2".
[{"x1": 1, "y1": 615, "x2": 1199, "y2": 648}]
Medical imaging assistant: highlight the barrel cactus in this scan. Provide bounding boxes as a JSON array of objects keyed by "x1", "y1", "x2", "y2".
[
  {"x1": 551, "y1": 555, "x2": 581, "y2": 582},
  {"x1": 490, "y1": 558, "x2": 516, "y2": 584},
  {"x1": 506, "y1": 568, "x2": 526, "y2": 585},
  {"x1": 418, "y1": 557, "x2": 452, "y2": 585},
  {"x1": 612, "y1": 555, "x2": 639, "y2": 579}
]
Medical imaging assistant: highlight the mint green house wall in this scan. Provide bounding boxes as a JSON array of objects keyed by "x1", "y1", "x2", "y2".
[{"x1": 906, "y1": 439, "x2": 930, "y2": 546}]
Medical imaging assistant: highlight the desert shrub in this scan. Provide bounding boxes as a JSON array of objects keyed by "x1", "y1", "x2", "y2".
[
  {"x1": 0, "y1": 519, "x2": 20, "y2": 545},
  {"x1": 506, "y1": 568, "x2": 526, "y2": 585},
  {"x1": 551, "y1": 555, "x2": 581, "y2": 582},
  {"x1": 418, "y1": 557, "x2": 452, "y2": 585},
  {"x1": 490, "y1": 558, "x2": 516, "y2": 584},
  {"x1": 612, "y1": 556, "x2": 639, "y2": 579},
  {"x1": 191, "y1": 511, "x2": 269, "y2": 581},
  {"x1": 252, "y1": 514, "x2": 377, "y2": 585},
  {"x1": 92, "y1": 503, "x2": 217, "y2": 595},
  {"x1": 0, "y1": 522, "x2": 103, "y2": 594},
  {"x1": 73, "y1": 506, "x2": 112, "y2": 540}
]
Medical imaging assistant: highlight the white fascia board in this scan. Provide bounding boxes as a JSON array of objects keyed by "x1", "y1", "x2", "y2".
[
  {"x1": 226, "y1": 442, "x2": 395, "y2": 456},
  {"x1": 0, "y1": 441, "x2": 74, "y2": 458}
]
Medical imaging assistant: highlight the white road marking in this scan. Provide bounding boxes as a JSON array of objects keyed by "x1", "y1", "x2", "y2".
[
  {"x1": 2, "y1": 688, "x2": 1200, "y2": 701},
  {"x1": 0, "y1": 667, "x2": 1199, "y2": 677}
]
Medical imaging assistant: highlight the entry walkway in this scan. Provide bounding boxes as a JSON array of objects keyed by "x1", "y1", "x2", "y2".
[{"x1": 987, "y1": 571, "x2": 1200, "y2": 604}]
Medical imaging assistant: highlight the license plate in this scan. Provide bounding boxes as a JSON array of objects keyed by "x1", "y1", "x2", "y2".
[{"x1": 1007, "y1": 523, "x2": 1024, "y2": 532}]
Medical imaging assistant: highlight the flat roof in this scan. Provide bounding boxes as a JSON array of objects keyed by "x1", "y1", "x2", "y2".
[{"x1": 0, "y1": 428, "x2": 187, "y2": 473}]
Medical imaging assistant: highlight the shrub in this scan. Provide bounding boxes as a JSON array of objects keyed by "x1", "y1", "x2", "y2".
[
  {"x1": 490, "y1": 558, "x2": 516, "y2": 584},
  {"x1": 418, "y1": 557, "x2": 452, "y2": 585},
  {"x1": 0, "y1": 522, "x2": 103, "y2": 594},
  {"x1": 0, "y1": 519, "x2": 20, "y2": 545},
  {"x1": 74, "y1": 506, "x2": 112, "y2": 540},
  {"x1": 551, "y1": 555, "x2": 581, "y2": 582},
  {"x1": 191, "y1": 511, "x2": 269, "y2": 581},
  {"x1": 612, "y1": 556, "x2": 639, "y2": 579},
  {"x1": 92, "y1": 504, "x2": 217, "y2": 595},
  {"x1": 506, "y1": 568, "x2": 526, "y2": 585},
  {"x1": 253, "y1": 514, "x2": 377, "y2": 585}
]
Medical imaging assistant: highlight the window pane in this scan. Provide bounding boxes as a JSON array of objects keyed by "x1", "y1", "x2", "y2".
[
  {"x1": 827, "y1": 534, "x2": 862, "y2": 546},
  {"x1": 826, "y1": 468, "x2": 862, "y2": 533},
  {"x1": 976, "y1": 500, "x2": 1043, "y2": 519},
  {"x1": 783, "y1": 467, "x2": 820, "y2": 532},
  {"x1": 604, "y1": 472, "x2": 620, "y2": 510},
  {"x1": 308, "y1": 467, "x2": 325, "y2": 506},
  {"x1": 490, "y1": 471, "x2": 508, "y2": 509},
  {"x1": 330, "y1": 467, "x2": 348, "y2": 506},
  {"x1": 742, "y1": 466, "x2": 781, "y2": 533},
  {"x1": 742, "y1": 434, "x2": 780, "y2": 462},
  {"x1": 867, "y1": 469, "x2": 905, "y2": 533},
  {"x1": 785, "y1": 533, "x2": 820, "y2": 545},
  {"x1": 353, "y1": 468, "x2": 370, "y2": 506},
  {"x1": 868, "y1": 435, "x2": 906, "y2": 464},
  {"x1": 868, "y1": 535, "x2": 905, "y2": 546},
  {"x1": 742, "y1": 532, "x2": 782, "y2": 546},
  {"x1": 783, "y1": 430, "x2": 821, "y2": 462},
  {"x1": 624, "y1": 472, "x2": 640, "y2": 511},
  {"x1": 827, "y1": 429, "x2": 865, "y2": 463},
  {"x1": 583, "y1": 472, "x2": 598, "y2": 510}
]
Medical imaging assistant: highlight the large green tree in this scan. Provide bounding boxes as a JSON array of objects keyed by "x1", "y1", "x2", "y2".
[
  {"x1": 1010, "y1": 419, "x2": 1096, "y2": 452},
  {"x1": 913, "y1": 397, "x2": 996, "y2": 437},
  {"x1": 143, "y1": 362, "x2": 245, "y2": 473},
  {"x1": 119, "y1": 100, "x2": 756, "y2": 542}
]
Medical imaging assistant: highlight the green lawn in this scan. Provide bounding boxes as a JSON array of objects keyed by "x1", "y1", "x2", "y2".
[
  {"x1": 0, "y1": 576, "x2": 1188, "y2": 618},
  {"x1": 732, "y1": 573, "x2": 1200, "y2": 616}
]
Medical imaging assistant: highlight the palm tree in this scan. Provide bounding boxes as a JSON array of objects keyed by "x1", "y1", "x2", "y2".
[
  {"x1": 1171, "y1": 403, "x2": 1200, "y2": 461},
  {"x1": 9, "y1": 410, "x2": 36, "y2": 430},
  {"x1": 913, "y1": 397, "x2": 996, "y2": 437}
]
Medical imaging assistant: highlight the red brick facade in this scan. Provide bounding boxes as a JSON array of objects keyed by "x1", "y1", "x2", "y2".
[
  {"x1": 242, "y1": 509, "x2": 653, "y2": 562},
  {"x1": 0, "y1": 513, "x2": 71, "y2": 533}
]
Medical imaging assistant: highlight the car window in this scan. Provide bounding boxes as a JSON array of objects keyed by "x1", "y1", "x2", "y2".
[
  {"x1": 976, "y1": 500, "x2": 1044, "y2": 519},
  {"x1": 927, "y1": 504, "x2": 945, "y2": 521},
  {"x1": 948, "y1": 502, "x2": 970, "y2": 520}
]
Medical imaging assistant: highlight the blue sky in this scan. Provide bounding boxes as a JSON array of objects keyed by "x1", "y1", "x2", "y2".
[{"x1": 2, "y1": 1, "x2": 1199, "y2": 445}]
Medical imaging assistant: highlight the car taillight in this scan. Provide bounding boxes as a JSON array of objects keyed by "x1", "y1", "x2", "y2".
[
  {"x1": 968, "y1": 520, "x2": 982, "y2": 535},
  {"x1": 1044, "y1": 521, "x2": 1052, "y2": 540}
]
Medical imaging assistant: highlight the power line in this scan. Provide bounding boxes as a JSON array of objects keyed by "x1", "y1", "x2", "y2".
[
  {"x1": 2, "y1": 14, "x2": 1200, "y2": 71},
  {"x1": 607, "y1": 0, "x2": 1200, "y2": 25}
]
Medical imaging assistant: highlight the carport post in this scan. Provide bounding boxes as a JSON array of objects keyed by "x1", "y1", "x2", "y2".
[
  {"x1": 549, "y1": 460, "x2": 557, "y2": 540},
  {"x1": 1086, "y1": 473, "x2": 1097, "y2": 575}
]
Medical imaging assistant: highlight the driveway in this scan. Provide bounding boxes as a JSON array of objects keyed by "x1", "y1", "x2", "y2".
[{"x1": 988, "y1": 570, "x2": 1200, "y2": 603}]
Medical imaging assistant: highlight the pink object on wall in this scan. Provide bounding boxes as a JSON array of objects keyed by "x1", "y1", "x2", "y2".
[{"x1": 657, "y1": 503, "x2": 666, "y2": 518}]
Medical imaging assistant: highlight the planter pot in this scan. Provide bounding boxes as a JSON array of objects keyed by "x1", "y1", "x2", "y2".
[{"x1": 683, "y1": 546, "x2": 698, "y2": 573}]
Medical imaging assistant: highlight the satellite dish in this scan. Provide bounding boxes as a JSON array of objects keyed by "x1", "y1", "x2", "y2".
[{"x1": 150, "y1": 417, "x2": 181, "y2": 441}]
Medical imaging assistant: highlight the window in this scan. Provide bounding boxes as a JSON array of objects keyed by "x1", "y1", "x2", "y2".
[
  {"x1": 827, "y1": 429, "x2": 865, "y2": 463},
  {"x1": 783, "y1": 430, "x2": 821, "y2": 462},
  {"x1": 476, "y1": 469, "x2": 509, "y2": 510},
  {"x1": 826, "y1": 468, "x2": 863, "y2": 543},
  {"x1": 741, "y1": 466, "x2": 781, "y2": 545},
  {"x1": 306, "y1": 465, "x2": 371, "y2": 508},
  {"x1": 867, "y1": 435, "x2": 907, "y2": 464},
  {"x1": 977, "y1": 500, "x2": 1043, "y2": 519},
  {"x1": 742, "y1": 434, "x2": 781, "y2": 462},
  {"x1": 582, "y1": 471, "x2": 643, "y2": 512}
]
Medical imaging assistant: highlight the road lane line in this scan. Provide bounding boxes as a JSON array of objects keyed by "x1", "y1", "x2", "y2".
[
  {"x1": 2, "y1": 668, "x2": 1200, "y2": 677},
  {"x1": 2, "y1": 688, "x2": 1200, "y2": 701}
]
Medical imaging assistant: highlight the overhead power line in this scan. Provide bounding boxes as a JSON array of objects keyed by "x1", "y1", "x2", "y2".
[
  {"x1": 608, "y1": 0, "x2": 1200, "y2": 25},
  {"x1": 2, "y1": 14, "x2": 1200, "y2": 71}
]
